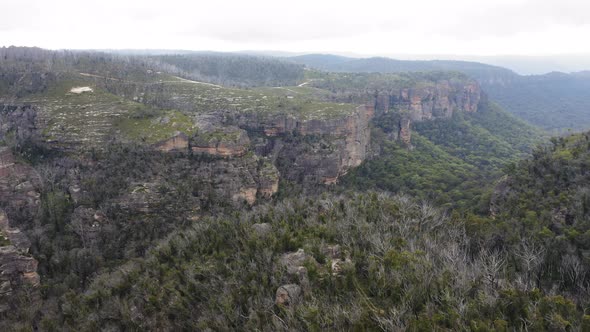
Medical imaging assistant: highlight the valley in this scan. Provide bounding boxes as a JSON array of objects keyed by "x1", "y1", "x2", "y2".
[{"x1": 2, "y1": 47, "x2": 590, "y2": 331}]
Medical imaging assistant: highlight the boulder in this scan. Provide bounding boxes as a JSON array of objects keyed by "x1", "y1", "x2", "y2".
[
  {"x1": 280, "y1": 249, "x2": 316, "y2": 275},
  {"x1": 275, "y1": 284, "x2": 301, "y2": 307}
]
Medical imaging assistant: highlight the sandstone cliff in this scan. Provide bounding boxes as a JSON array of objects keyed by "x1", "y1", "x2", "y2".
[
  {"x1": 372, "y1": 80, "x2": 480, "y2": 120},
  {"x1": 154, "y1": 132, "x2": 189, "y2": 152},
  {"x1": 235, "y1": 105, "x2": 372, "y2": 184},
  {"x1": 191, "y1": 126, "x2": 250, "y2": 157},
  {"x1": 369, "y1": 80, "x2": 481, "y2": 145},
  {"x1": 310, "y1": 75, "x2": 482, "y2": 146}
]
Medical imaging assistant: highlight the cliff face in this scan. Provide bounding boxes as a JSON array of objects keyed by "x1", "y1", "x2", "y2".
[
  {"x1": 373, "y1": 80, "x2": 481, "y2": 120},
  {"x1": 98, "y1": 78, "x2": 374, "y2": 185},
  {"x1": 154, "y1": 132, "x2": 189, "y2": 152},
  {"x1": 146, "y1": 103, "x2": 372, "y2": 186},
  {"x1": 235, "y1": 105, "x2": 372, "y2": 184},
  {"x1": 374, "y1": 80, "x2": 481, "y2": 145},
  {"x1": 191, "y1": 126, "x2": 251, "y2": 157},
  {"x1": 309, "y1": 76, "x2": 481, "y2": 146}
]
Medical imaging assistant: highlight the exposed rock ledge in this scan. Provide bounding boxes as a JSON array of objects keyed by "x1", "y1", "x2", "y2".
[
  {"x1": 154, "y1": 132, "x2": 189, "y2": 152},
  {"x1": 191, "y1": 126, "x2": 250, "y2": 157}
]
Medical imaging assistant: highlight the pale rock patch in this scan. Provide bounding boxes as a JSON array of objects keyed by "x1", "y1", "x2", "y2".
[{"x1": 70, "y1": 87, "x2": 93, "y2": 94}]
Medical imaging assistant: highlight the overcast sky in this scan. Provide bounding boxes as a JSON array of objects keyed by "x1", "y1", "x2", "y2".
[{"x1": 1, "y1": 0, "x2": 589, "y2": 56}]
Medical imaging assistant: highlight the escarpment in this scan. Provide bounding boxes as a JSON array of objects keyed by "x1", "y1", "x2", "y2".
[
  {"x1": 371, "y1": 81, "x2": 481, "y2": 146},
  {"x1": 2, "y1": 67, "x2": 478, "y2": 196},
  {"x1": 108, "y1": 80, "x2": 374, "y2": 186},
  {"x1": 233, "y1": 105, "x2": 373, "y2": 184},
  {"x1": 371, "y1": 80, "x2": 481, "y2": 120},
  {"x1": 311, "y1": 75, "x2": 481, "y2": 145},
  {"x1": 190, "y1": 126, "x2": 250, "y2": 157}
]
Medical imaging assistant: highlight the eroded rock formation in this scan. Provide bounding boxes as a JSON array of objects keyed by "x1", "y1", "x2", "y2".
[
  {"x1": 237, "y1": 105, "x2": 373, "y2": 185},
  {"x1": 154, "y1": 132, "x2": 189, "y2": 152},
  {"x1": 373, "y1": 81, "x2": 480, "y2": 120},
  {"x1": 191, "y1": 126, "x2": 250, "y2": 157},
  {"x1": 275, "y1": 284, "x2": 301, "y2": 307}
]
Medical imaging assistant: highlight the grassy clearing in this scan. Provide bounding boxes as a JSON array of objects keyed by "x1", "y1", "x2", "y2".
[
  {"x1": 8, "y1": 72, "x2": 359, "y2": 148},
  {"x1": 115, "y1": 110, "x2": 197, "y2": 144}
]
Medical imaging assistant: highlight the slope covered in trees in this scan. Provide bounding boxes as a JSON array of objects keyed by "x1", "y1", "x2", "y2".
[
  {"x1": 154, "y1": 54, "x2": 304, "y2": 87},
  {"x1": 490, "y1": 131, "x2": 590, "y2": 269},
  {"x1": 343, "y1": 98, "x2": 542, "y2": 211},
  {"x1": 32, "y1": 193, "x2": 590, "y2": 331},
  {"x1": 289, "y1": 54, "x2": 517, "y2": 84},
  {"x1": 483, "y1": 72, "x2": 590, "y2": 132}
]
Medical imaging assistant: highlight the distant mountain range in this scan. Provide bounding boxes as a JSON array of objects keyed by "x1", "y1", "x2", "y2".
[{"x1": 289, "y1": 54, "x2": 590, "y2": 132}]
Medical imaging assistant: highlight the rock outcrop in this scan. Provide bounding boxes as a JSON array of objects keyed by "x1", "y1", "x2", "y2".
[
  {"x1": 372, "y1": 80, "x2": 480, "y2": 120},
  {"x1": 238, "y1": 105, "x2": 373, "y2": 185},
  {"x1": 154, "y1": 132, "x2": 189, "y2": 152},
  {"x1": 275, "y1": 284, "x2": 301, "y2": 307},
  {"x1": 232, "y1": 187, "x2": 257, "y2": 205},
  {"x1": 382, "y1": 80, "x2": 481, "y2": 145},
  {"x1": 279, "y1": 249, "x2": 314, "y2": 275},
  {"x1": 317, "y1": 78, "x2": 481, "y2": 146},
  {"x1": 191, "y1": 127, "x2": 250, "y2": 157},
  {"x1": 398, "y1": 118, "x2": 412, "y2": 146}
]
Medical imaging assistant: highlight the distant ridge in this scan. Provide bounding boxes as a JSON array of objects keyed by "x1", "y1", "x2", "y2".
[{"x1": 289, "y1": 54, "x2": 590, "y2": 132}]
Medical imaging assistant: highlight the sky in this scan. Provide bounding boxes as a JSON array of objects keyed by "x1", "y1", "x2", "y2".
[{"x1": 2, "y1": 0, "x2": 590, "y2": 57}]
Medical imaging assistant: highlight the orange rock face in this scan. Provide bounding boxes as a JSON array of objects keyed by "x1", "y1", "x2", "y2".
[
  {"x1": 154, "y1": 133, "x2": 189, "y2": 152},
  {"x1": 322, "y1": 176, "x2": 339, "y2": 185}
]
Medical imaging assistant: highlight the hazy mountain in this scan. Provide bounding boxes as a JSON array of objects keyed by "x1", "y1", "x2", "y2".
[{"x1": 291, "y1": 54, "x2": 590, "y2": 132}]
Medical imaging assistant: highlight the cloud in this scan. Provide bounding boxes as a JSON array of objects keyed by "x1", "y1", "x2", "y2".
[{"x1": 0, "y1": 0, "x2": 589, "y2": 55}]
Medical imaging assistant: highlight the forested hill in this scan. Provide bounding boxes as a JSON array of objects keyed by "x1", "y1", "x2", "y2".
[
  {"x1": 289, "y1": 54, "x2": 518, "y2": 84},
  {"x1": 0, "y1": 46, "x2": 305, "y2": 91},
  {"x1": 291, "y1": 54, "x2": 590, "y2": 132},
  {"x1": 342, "y1": 96, "x2": 542, "y2": 211},
  {"x1": 152, "y1": 54, "x2": 304, "y2": 87},
  {"x1": 484, "y1": 72, "x2": 590, "y2": 132},
  {"x1": 491, "y1": 131, "x2": 590, "y2": 244}
]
